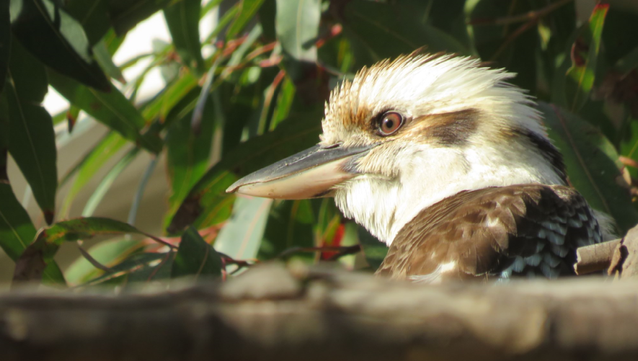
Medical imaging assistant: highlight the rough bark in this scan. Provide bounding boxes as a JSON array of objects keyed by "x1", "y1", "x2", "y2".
[{"x1": 1, "y1": 262, "x2": 638, "y2": 361}]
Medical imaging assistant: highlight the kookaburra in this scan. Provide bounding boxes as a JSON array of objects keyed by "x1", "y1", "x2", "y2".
[{"x1": 227, "y1": 53, "x2": 611, "y2": 282}]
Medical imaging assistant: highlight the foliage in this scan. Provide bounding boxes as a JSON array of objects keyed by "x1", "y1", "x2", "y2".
[{"x1": 1, "y1": 0, "x2": 638, "y2": 287}]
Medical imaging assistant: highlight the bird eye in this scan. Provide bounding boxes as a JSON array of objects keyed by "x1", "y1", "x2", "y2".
[{"x1": 378, "y1": 112, "x2": 404, "y2": 136}]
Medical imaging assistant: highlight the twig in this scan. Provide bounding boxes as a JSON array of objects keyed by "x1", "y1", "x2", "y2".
[
  {"x1": 469, "y1": 0, "x2": 573, "y2": 26},
  {"x1": 77, "y1": 244, "x2": 113, "y2": 273},
  {"x1": 575, "y1": 239, "x2": 621, "y2": 275}
]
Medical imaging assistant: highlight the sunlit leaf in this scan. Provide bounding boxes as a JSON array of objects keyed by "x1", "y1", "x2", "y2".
[
  {"x1": 540, "y1": 102, "x2": 638, "y2": 233},
  {"x1": 172, "y1": 227, "x2": 222, "y2": 279},
  {"x1": 10, "y1": 0, "x2": 110, "y2": 90},
  {"x1": 276, "y1": 0, "x2": 320, "y2": 62},
  {"x1": 215, "y1": 197, "x2": 272, "y2": 261}
]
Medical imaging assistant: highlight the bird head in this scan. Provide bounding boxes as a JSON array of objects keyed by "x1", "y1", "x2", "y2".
[{"x1": 227, "y1": 53, "x2": 567, "y2": 245}]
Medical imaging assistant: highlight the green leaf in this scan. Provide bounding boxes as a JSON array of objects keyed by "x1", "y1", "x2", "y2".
[
  {"x1": 4, "y1": 42, "x2": 57, "y2": 224},
  {"x1": 0, "y1": 183, "x2": 36, "y2": 260},
  {"x1": 141, "y1": 71, "x2": 198, "y2": 123},
  {"x1": 165, "y1": 91, "x2": 215, "y2": 226},
  {"x1": 93, "y1": 40, "x2": 125, "y2": 83},
  {"x1": 82, "y1": 148, "x2": 140, "y2": 217},
  {"x1": 342, "y1": 0, "x2": 467, "y2": 67},
  {"x1": 47, "y1": 69, "x2": 162, "y2": 154},
  {"x1": 171, "y1": 227, "x2": 222, "y2": 279},
  {"x1": 0, "y1": 0, "x2": 9, "y2": 94},
  {"x1": 276, "y1": 0, "x2": 320, "y2": 62},
  {"x1": 61, "y1": 132, "x2": 128, "y2": 217},
  {"x1": 65, "y1": 238, "x2": 142, "y2": 284},
  {"x1": 226, "y1": 0, "x2": 265, "y2": 39},
  {"x1": 82, "y1": 251, "x2": 170, "y2": 286},
  {"x1": 163, "y1": 0, "x2": 204, "y2": 74},
  {"x1": 0, "y1": 183, "x2": 66, "y2": 285},
  {"x1": 215, "y1": 197, "x2": 272, "y2": 260},
  {"x1": 10, "y1": 0, "x2": 111, "y2": 91},
  {"x1": 564, "y1": 3, "x2": 608, "y2": 112},
  {"x1": 14, "y1": 217, "x2": 164, "y2": 284},
  {"x1": 258, "y1": 199, "x2": 314, "y2": 261},
  {"x1": 357, "y1": 226, "x2": 387, "y2": 271},
  {"x1": 63, "y1": 0, "x2": 110, "y2": 46},
  {"x1": 540, "y1": 102, "x2": 638, "y2": 233},
  {"x1": 109, "y1": 0, "x2": 172, "y2": 36},
  {"x1": 167, "y1": 108, "x2": 323, "y2": 234}
]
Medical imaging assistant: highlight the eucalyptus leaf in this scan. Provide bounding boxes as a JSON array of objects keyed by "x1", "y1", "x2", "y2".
[{"x1": 10, "y1": 0, "x2": 110, "y2": 90}]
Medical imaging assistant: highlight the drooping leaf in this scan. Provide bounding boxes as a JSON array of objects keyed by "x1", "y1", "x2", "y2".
[
  {"x1": 215, "y1": 197, "x2": 272, "y2": 261},
  {"x1": 226, "y1": 0, "x2": 264, "y2": 39},
  {"x1": 47, "y1": 69, "x2": 162, "y2": 154},
  {"x1": 167, "y1": 107, "x2": 323, "y2": 234},
  {"x1": 540, "y1": 102, "x2": 638, "y2": 233},
  {"x1": 564, "y1": 3, "x2": 608, "y2": 112},
  {"x1": 109, "y1": 0, "x2": 172, "y2": 36},
  {"x1": 10, "y1": 0, "x2": 110, "y2": 91},
  {"x1": 0, "y1": 0, "x2": 9, "y2": 94},
  {"x1": 163, "y1": 0, "x2": 204, "y2": 74},
  {"x1": 171, "y1": 227, "x2": 222, "y2": 279},
  {"x1": 4, "y1": 41, "x2": 57, "y2": 224},
  {"x1": 276, "y1": 0, "x2": 320, "y2": 62}
]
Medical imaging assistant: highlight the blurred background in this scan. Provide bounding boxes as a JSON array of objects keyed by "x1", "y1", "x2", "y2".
[{"x1": 2, "y1": 0, "x2": 638, "y2": 287}]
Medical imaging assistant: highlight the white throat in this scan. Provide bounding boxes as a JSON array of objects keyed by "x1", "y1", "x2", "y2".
[{"x1": 334, "y1": 140, "x2": 565, "y2": 246}]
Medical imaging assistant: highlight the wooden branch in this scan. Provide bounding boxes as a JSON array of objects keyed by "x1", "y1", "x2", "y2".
[{"x1": 2, "y1": 263, "x2": 638, "y2": 361}]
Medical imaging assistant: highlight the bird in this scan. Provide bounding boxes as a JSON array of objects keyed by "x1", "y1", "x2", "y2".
[{"x1": 226, "y1": 52, "x2": 613, "y2": 283}]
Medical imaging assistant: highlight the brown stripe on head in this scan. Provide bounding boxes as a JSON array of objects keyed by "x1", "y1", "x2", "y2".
[{"x1": 398, "y1": 109, "x2": 480, "y2": 146}]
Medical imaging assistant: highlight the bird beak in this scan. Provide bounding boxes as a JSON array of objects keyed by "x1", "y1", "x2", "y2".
[{"x1": 226, "y1": 143, "x2": 373, "y2": 199}]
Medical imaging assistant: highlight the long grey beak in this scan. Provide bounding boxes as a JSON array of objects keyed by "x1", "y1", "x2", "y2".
[{"x1": 225, "y1": 143, "x2": 373, "y2": 199}]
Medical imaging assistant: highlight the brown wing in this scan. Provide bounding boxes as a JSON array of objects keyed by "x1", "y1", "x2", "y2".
[{"x1": 376, "y1": 184, "x2": 601, "y2": 282}]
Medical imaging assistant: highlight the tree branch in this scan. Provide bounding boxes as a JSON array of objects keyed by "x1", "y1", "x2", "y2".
[{"x1": 2, "y1": 263, "x2": 638, "y2": 361}]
